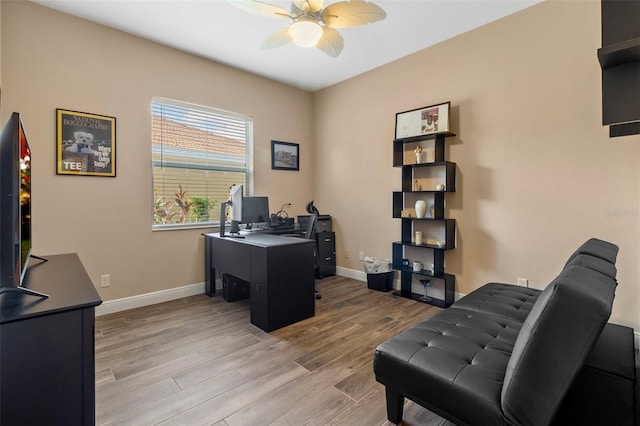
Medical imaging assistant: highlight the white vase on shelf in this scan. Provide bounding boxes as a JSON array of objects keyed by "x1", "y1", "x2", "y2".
[{"x1": 415, "y1": 200, "x2": 426, "y2": 218}]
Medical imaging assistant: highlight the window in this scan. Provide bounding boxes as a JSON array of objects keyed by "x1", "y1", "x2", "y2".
[{"x1": 152, "y1": 97, "x2": 253, "y2": 229}]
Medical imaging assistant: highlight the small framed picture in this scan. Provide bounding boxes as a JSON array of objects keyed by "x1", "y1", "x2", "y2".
[
  {"x1": 395, "y1": 101, "x2": 450, "y2": 139},
  {"x1": 271, "y1": 140, "x2": 299, "y2": 171},
  {"x1": 56, "y1": 109, "x2": 116, "y2": 177}
]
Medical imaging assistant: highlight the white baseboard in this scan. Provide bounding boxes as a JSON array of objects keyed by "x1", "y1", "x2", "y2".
[
  {"x1": 336, "y1": 266, "x2": 366, "y2": 282},
  {"x1": 95, "y1": 282, "x2": 205, "y2": 316}
]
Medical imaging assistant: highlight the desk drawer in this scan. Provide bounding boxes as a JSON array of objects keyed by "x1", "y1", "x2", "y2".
[
  {"x1": 316, "y1": 220, "x2": 332, "y2": 233},
  {"x1": 318, "y1": 254, "x2": 336, "y2": 277},
  {"x1": 211, "y1": 237, "x2": 252, "y2": 282},
  {"x1": 316, "y1": 232, "x2": 335, "y2": 252}
]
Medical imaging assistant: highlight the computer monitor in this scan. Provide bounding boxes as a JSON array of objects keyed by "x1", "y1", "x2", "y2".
[
  {"x1": 242, "y1": 197, "x2": 269, "y2": 226},
  {"x1": 229, "y1": 184, "x2": 243, "y2": 222},
  {"x1": 220, "y1": 184, "x2": 244, "y2": 237}
]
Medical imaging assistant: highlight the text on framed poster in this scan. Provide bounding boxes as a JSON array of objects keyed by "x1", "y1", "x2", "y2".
[{"x1": 56, "y1": 109, "x2": 116, "y2": 177}]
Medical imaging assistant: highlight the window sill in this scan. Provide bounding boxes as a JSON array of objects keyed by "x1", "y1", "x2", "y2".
[{"x1": 152, "y1": 222, "x2": 220, "y2": 232}]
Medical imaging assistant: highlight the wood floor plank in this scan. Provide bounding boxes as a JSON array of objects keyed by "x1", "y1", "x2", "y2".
[
  {"x1": 225, "y1": 369, "x2": 344, "y2": 425},
  {"x1": 95, "y1": 276, "x2": 447, "y2": 426},
  {"x1": 327, "y1": 386, "x2": 389, "y2": 426},
  {"x1": 158, "y1": 363, "x2": 310, "y2": 426},
  {"x1": 269, "y1": 386, "x2": 356, "y2": 426},
  {"x1": 333, "y1": 358, "x2": 380, "y2": 402},
  {"x1": 104, "y1": 370, "x2": 247, "y2": 426},
  {"x1": 96, "y1": 333, "x2": 260, "y2": 404},
  {"x1": 97, "y1": 377, "x2": 180, "y2": 423}
]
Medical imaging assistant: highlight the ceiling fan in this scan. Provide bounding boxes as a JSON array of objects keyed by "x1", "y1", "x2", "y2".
[{"x1": 227, "y1": 0, "x2": 387, "y2": 57}]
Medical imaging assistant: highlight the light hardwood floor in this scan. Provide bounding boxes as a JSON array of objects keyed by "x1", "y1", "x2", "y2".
[{"x1": 95, "y1": 276, "x2": 446, "y2": 425}]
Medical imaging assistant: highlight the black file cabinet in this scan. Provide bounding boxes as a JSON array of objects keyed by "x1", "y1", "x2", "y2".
[
  {"x1": 316, "y1": 231, "x2": 336, "y2": 277},
  {"x1": 315, "y1": 216, "x2": 336, "y2": 278},
  {"x1": 299, "y1": 214, "x2": 337, "y2": 278}
]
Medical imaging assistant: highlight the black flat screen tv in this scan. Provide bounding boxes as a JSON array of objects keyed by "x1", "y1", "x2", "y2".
[{"x1": 0, "y1": 112, "x2": 48, "y2": 298}]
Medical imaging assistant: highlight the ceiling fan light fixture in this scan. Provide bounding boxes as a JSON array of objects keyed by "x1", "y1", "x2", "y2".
[{"x1": 288, "y1": 20, "x2": 323, "y2": 48}]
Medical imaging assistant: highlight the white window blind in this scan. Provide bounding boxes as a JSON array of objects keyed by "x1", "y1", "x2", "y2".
[{"x1": 152, "y1": 97, "x2": 253, "y2": 229}]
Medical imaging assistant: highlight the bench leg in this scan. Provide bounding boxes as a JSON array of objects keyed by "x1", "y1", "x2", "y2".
[{"x1": 385, "y1": 387, "x2": 404, "y2": 424}]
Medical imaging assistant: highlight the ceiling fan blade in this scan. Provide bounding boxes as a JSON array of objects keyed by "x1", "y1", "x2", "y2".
[
  {"x1": 261, "y1": 27, "x2": 292, "y2": 49},
  {"x1": 316, "y1": 27, "x2": 344, "y2": 57},
  {"x1": 321, "y1": 0, "x2": 386, "y2": 29},
  {"x1": 227, "y1": 0, "x2": 291, "y2": 19},
  {"x1": 292, "y1": 0, "x2": 325, "y2": 13}
]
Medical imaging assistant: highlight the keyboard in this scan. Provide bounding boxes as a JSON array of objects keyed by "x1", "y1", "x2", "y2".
[{"x1": 263, "y1": 225, "x2": 295, "y2": 232}]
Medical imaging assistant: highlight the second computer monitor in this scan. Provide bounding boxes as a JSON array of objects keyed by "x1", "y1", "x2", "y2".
[
  {"x1": 242, "y1": 196, "x2": 269, "y2": 225},
  {"x1": 229, "y1": 184, "x2": 243, "y2": 222}
]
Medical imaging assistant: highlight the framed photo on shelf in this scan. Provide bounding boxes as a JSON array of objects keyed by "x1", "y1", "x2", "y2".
[
  {"x1": 271, "y1": 140, "x2": 299, "y2": 171},
  {"x1": 56, "y1": 109, "x2": 116, "y2": 177},
  {"x1": 395, "y1": 101, "x2": 450, "y2": 139}
]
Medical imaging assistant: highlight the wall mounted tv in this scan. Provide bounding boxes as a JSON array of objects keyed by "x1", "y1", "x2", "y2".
[{"x1": 0, "y1": 112, "x2": 48, "y2": 298}]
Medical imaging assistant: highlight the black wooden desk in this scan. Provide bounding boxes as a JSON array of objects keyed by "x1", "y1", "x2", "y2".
[
  {"x1": 0, "y1": 253, "x2": 102, "y2": 426},
  {"x1": 203, "y1": 232, "x2": 315, "y2": 332}
]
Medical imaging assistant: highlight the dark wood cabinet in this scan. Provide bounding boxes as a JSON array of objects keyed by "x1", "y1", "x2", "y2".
[{"x1": 0, "y1": 253, "x2": 102, "y2": 426}]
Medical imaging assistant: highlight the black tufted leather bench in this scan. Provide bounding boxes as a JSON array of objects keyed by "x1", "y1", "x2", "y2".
[{"x1": 374, "y1": 238, "x2": 637, "y2": 426}]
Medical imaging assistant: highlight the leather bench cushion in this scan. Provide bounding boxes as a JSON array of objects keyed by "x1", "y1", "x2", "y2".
[
  {"x1": 501, "y1": 265, "x2": 617, "y2": 426},
  {"x1": 552, "y1": 322, "x2": 637, "y2": 426},
  {"x1": 582, "y1": 322, "x2": 636, "y2": 379},
  {"x1": 565, "y1": 237, "x2": 619, "y2": 266},
  {"x1": 452, "y1": 283, "x2": 541, "y2": 323},
  {"x1": 374, "y1": 307, "x2": 523, "y2": 426}
]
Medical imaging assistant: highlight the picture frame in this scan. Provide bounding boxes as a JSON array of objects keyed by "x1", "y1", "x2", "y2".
[
  {"x1": 271, "y1": 140, "x2": 299, "y2": 171},
  {"x1": 395, "y1": 101, "x2": 450, "y2": 140},
  {"x1": 56, "y1": 109, "x2": 116, "y2": 177}
]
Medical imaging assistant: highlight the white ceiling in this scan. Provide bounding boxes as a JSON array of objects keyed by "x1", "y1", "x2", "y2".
[{"x1": 34, "y1": 0, "x2": 541, "y2": 92}]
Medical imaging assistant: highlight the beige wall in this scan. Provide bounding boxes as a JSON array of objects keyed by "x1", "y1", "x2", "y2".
[
  {"x1": 313, "y1": 0, "x2": 640, "y2": 330},
  {"x1": 1, "y1": 1, "x2": 313, "y2": 300},
  {"x1": 2, "y1": 1, "x2": 639, "y2": 331},
  {"x1": 0, "y1": 0, "x2": 2, "y2": 87}
]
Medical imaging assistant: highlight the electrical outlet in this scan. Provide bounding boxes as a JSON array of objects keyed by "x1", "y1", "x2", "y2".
[
  {"x1": 100, "y1": 274, "x2": 110, "y2": 288},
  {"x1": 517, "y1": 278, "x2": 528, "y2": 287},
  {"x1": 344, "y1": 249, "x2": 350, "y2": 259},
  {"x1": 359, "y1": 252, "x2": 365, "y2": 261}
]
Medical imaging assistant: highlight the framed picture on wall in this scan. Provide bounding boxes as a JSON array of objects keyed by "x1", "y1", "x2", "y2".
[
  {"x1": 271, "y1": 140, "x2": 299, "y2": 171},
  {"x1": 56, "y1": 109, "x2": 116, "y2": 177},
  {"x1": 395, "y1": 101, "x2": 450, "y2": 139}
]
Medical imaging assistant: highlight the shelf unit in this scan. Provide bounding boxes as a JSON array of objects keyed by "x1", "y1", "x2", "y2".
[
  {"x1": 598, "y1": 0, "x2": 640, "y2": 137},
  {"x1": 392, "y1": 131, "x2": 456, "y2": 308}
]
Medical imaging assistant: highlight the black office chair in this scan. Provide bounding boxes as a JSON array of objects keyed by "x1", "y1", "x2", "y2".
[{"x1": 304, "y1": 214, "x2": 322, "y2": 300}]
